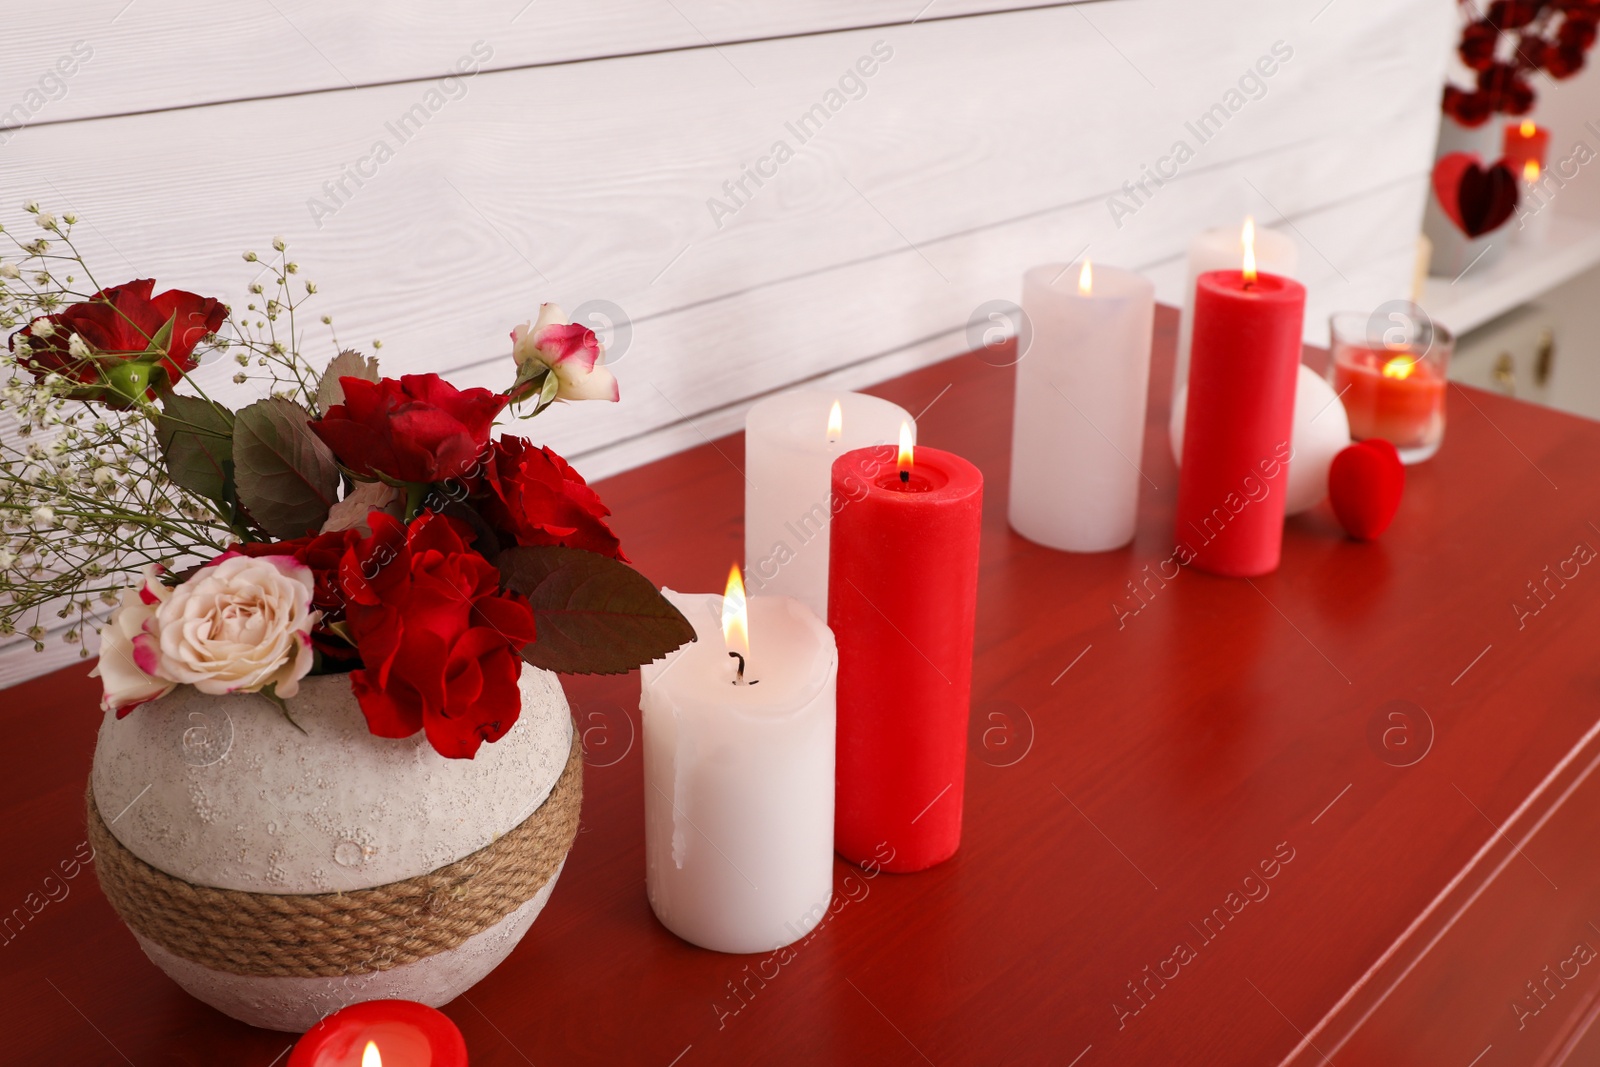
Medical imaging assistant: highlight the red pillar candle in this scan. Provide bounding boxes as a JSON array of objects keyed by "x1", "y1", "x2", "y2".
[
  {"x1": 829, "y1": 429, "x2": 982, "y2": 873},
  {"x1": 1503, "y1": 120, "x2": 1550, "y2": 174},
  {"x1": 1174, "y1": 267, "x2": 1306, "y2": 578},
  {"x1": 288, "y1": 1000, "x2": 467, "y2": 1067}
]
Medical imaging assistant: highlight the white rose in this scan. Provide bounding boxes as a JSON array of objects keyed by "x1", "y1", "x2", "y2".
[
  {"x1": 509, "y1": 303, "x2": 620, "y2": 402},
  {"x1": 154, "y1": 554, "x2": 319, "y2": 698},
  {"x1": 90, "y1": 564, "x2": 176, "y2": 715},
  {"x1": 321, "y1": 479, "x2": 404, "y2": 536}
]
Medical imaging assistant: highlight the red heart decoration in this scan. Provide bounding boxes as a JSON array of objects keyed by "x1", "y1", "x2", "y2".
[
  {"x1": 1328, "y1": 440, "x2": 1405, "y2": 541},
  {"x1": 1432, "y1": 152, "x2": 1519, "y2": 238}
]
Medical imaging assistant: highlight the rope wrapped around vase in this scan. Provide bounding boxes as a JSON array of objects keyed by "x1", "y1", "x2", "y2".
[{"x1": 87, "y1": 730, "x2": 582, "y2": 979}]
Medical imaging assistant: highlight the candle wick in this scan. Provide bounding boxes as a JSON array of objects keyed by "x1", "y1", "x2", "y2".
[
  {"x1": 899, "y1": 470, "x2": 910, "y2": 484},
  {"x1": 728, "y1": 650, "x2": 758, "y2": 685}
]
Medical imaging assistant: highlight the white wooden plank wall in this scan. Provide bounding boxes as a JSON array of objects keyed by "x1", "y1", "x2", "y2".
[{"x1": 0, "y1": 0, "x2": 1454, "y2": 685}]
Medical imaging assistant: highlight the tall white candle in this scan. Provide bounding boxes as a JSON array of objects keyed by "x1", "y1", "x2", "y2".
[
  {"x1": 1008, "y1": 261, "x2": 1156, "y2": 552},
  {"x1": 640, "y1": 572, "x2": 837, "y2": 954},
  {"x1": 744, "y1": 390, "x2": 912, "y2": 620},
  {"x1": 1173, "y1": 219, "x2": 1298, "y2": 403}
]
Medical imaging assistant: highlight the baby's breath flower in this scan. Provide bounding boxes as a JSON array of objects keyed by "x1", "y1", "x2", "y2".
[
  {"x1": 232, "y1": 372, "x2": 248, "y2": 384},
  {"x1": 243, "y1": 250, "x2": 258, "y2": 262},
  {"x1": 272, "y1": 237, "x2": 286, "y2": 252},
  {"x1": 30, "y1": 317, "x2": 54, "y2": 338},
  {"x1": 0, "y1": 263, "x2": 18, "y2": 280}
]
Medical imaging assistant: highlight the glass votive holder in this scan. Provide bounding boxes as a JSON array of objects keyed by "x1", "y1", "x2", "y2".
[{"x1": 1327, "y1": 308, "x2": 1454, "y2": 464}]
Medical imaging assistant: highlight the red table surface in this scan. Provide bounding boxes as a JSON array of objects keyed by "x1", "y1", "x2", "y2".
[{"x1": 5, "y1": 307, "x2": 1600, "y2": 1066}]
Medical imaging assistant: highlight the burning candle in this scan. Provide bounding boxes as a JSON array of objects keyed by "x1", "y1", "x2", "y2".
[
  {"x1": 1516, "y1": 158, "x2": 1554, "y2": 247},
  {"x1": 1008, "y1": 259, "x2": 1156, "y2": 552},
  {"x1": 1328, "y1": 310, "x2": 1453, "y2": 464},
  {"x1": 830, "y1": 426, "x2": 983, "y2": 872},
  {"x1": 1173, "y1": 217, "x2": 1298, "y2": 403},
  {"x1": 1503, "y1": 119, "x2": 1550, "y2": 175},
  {"x1": 744, "y1": 390, "x2": 913, "y2": 621},
  {"x1": 1174, "y1": 226, "x2": 1306, "y2": 578},
  {"x1": 640, "y1": 566, "x2": 837, "y2": 953},
  {"x1": 287, "y1": 1000, "x2": 467, "y2": 1067}
]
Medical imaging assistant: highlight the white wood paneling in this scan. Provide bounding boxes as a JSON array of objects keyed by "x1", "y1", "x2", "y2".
[
  {"x1": 0, "y1": 0, "x2": 1455, "y2": 686},
  {"x1": 0, "y1": 0, "x2": 1082, "y2": 128}
]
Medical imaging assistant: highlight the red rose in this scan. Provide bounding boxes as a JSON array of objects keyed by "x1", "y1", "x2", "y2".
[
  {"x1": 480, "y1": 435, "x2": 624, "y2": 559},
  {"x1": 337, "y1": 511, "x2": 536, "y2": 759},
  {"x1": 10, "y1": 279, "x2": 225, "y2": 402},
  {"x1": 236, "y1": 529, "x2": 363, "y2": 659},
  {"x1": 310, "y1": 373, "x2": 507, "y2": 485}
]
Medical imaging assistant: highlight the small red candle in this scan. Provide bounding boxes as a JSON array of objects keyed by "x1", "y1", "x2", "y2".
[
  {"x1": 829, "y1": 426, "x2": 982, "y2": 873},
  {"x1": 1503, "y1": 119, "x2": 1550, "y2": 174},
  {"x1": 1330, "y1": 344, "x2": 1446, "y2": 451},
  {"x1": 1174, "y1": 235, "x2": 1306, "y2": 578},
  {"x1": 288, "y1": 1000, "x2": 467, "y2": 1067}
]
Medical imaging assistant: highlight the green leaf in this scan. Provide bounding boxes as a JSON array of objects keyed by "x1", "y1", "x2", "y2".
[
  {"x1": 140, "y1": 313, "x2": 176, "y2": 358},
  {"x1": 536, "y1": 369, "x2": 561, "y2": 411},
  {"x1": 232, "y1": 397, "x2": 341, "y2": 538},
  {"x1": 496, "y1": 546, "x2": 697, "y2": 675},
  {"x1": 315, "y1": 349, "x2": 380, "y2": 415},
  {"x1": 156, "y1": 395, "x2": 236, "y2": 505}
]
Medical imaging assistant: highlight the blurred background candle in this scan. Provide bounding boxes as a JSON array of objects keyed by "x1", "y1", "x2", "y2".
[
  {"x1": 1174, "y1": 230, "x2": 1306, "y2": 578},
  {"x1": 745, "y1": 390, "x2": 913, "y2": 620},
  {"x1": 288, "y1": 1000, "x2": 467, "y2": 1067},
  {"x1": 1503, "y1": 119, "x2": 1550, "y2": 174},
  {"x1": 1515, "y1": 159, "x2": 1553, "y2": 247},
  {"x1": 1174, "y1": 218, "x2": 1298, "y2": 404},
  {"x1": 830, "y1": 428, "x2": 982, "y2": 873},
  {"x1": 1328, "y1": 310, "x2": 1454, "y2": 464},
  {"x1": 640, "y1": 567, "x2": 837, "y2": 954},
  {"x1": 1009, "y1": 259, "x2": 1155, "y2": 551}
]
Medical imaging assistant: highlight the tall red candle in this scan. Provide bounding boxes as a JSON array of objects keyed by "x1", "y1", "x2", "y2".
[
  {"x1": 829, "y1": 436, "x2": 982, "y2": 873},
  {"x1": 1175, "y1": 268, "x2": 1306, "y2": 578}
]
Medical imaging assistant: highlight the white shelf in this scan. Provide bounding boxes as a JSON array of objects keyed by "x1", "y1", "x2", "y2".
[{"x1": 1423, "y1": 214, "x2": 1600, "y2": 336}]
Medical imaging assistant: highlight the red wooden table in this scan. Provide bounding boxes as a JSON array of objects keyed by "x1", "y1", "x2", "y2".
[{"x1": 5, "y1": 308, "x2": 1600, "y2": 1065}]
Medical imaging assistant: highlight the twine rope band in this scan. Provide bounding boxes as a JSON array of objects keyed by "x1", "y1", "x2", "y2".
[{"x1": 87, "y1": 730, "x2": 583, "y2": 980}]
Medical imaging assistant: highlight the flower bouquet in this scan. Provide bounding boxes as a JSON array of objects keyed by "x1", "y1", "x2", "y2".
[{"x1": 0, "y1": 205, "x2": 694, "y2": 1030}]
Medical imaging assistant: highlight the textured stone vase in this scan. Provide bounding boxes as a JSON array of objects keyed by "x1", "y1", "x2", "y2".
[{"x1": 88, "y1": 668, "x2": 580, "y2": 1033}]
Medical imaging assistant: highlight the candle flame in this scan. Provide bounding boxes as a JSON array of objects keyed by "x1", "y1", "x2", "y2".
[
  {"x1": 1382, "y1": 355, "x2": 1418, "y2": 380},
  {"x1": 1521, "y1": 119, "x2": 1537, "y2": 138},
  {"x1": 1241, "y1": 216, "x2": 1258, "y2": 285},
  {"x1": 1525, "y1": 158, "x2": 1541, "y2": 182},
  {"x1": 827, "y1": 399, "x2": 843, "y2": 443},
  {"x1": 362, "y1": 1042, "x2": 382, "y2": 1067},
  {"x1": 897, "y1": 420, "x2": 914, "y2": 478},
  {"x1": 1078, "y1": 260, "x2": 1093, "y2": 296},
  {"x1": 722, "y1": 562, "x2": 749, "y2": 660}
]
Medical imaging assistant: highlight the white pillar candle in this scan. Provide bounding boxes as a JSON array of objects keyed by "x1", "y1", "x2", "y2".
[
  {"x1": 640, "y1": 571, "x2": 837, "y2": 954},
  {"x1": 744, "y1": 390, "x2": 913, "y2": 620},
  {"x1": 1008, "y1": 261, "x2": 1156, "y2": 552},
  {"x1": 1173, "y1": 219, "x2": 1298, "y2": 402}
]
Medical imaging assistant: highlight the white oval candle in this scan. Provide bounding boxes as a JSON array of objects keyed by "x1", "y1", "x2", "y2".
[
  {"x1": 1008, "y1": 260, "x2": 1155, "y2": 552},
  {"x1": 744, "y1": 390, "x2": 912, "y2": 620},
  {"x1": 1173, "y1": 218, "x2": 1298, "y2": 403},
  {"x1": 640, "y1": 567, "x2": 837, "y2": 954}
]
